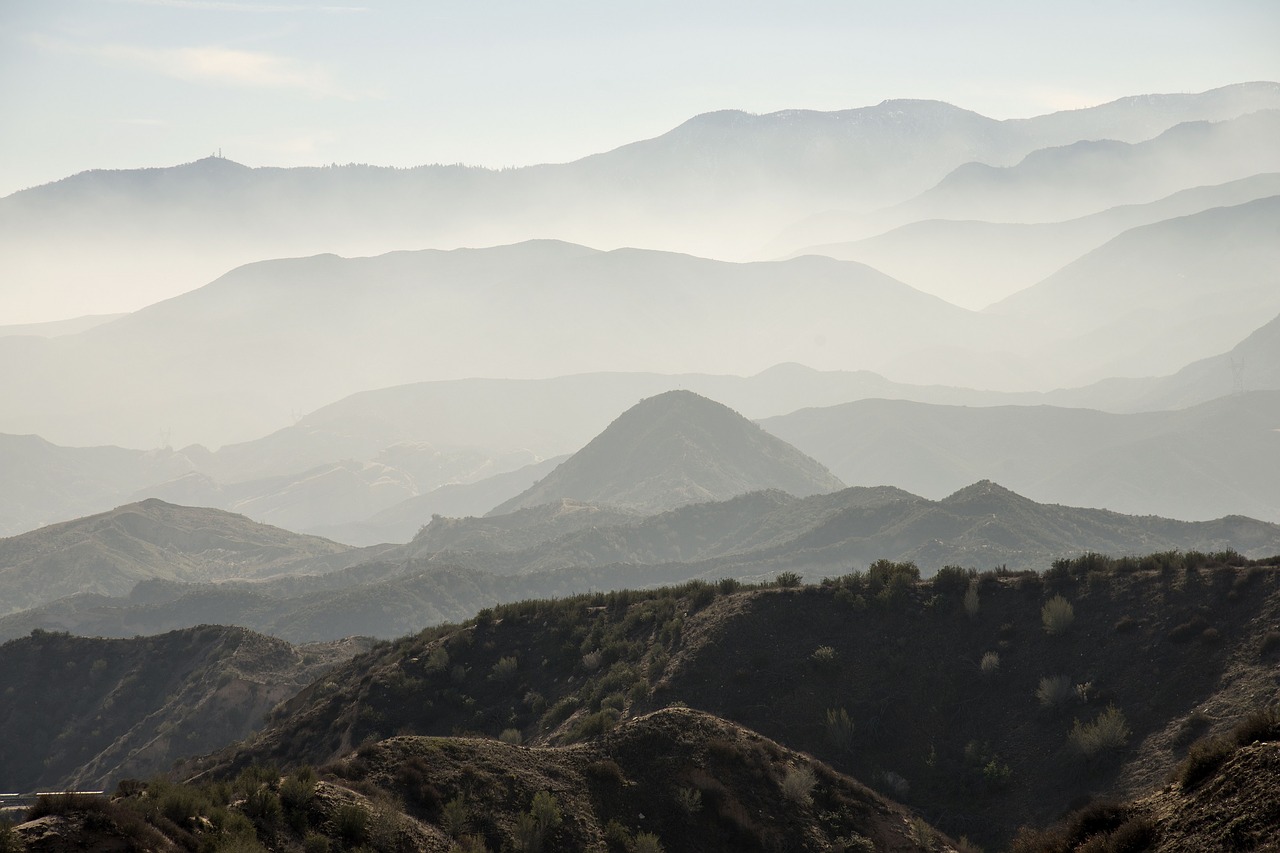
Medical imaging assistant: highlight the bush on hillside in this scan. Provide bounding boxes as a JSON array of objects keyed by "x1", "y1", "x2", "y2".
[
  {"x1": 1068, "y1": 706, "x2": 1129, "y2": 758},
  {"x1": 1041, "y1": 595, "x2": 1075, "y2": 635}
]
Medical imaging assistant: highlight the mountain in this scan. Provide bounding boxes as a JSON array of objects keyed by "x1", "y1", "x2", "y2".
[
  {"x1": 9, "y1": 83, "x2": 1278, "y2": 324},
  {"x1": 0, "y1": 313, "x2": 124, "y2": 338},
  {"x1": 888, "y1": 109, "x2": 1280, "y2": 227},
  {"x1": 9, "y1": 481, "x2": 1279, "y2": 643},
  {"x1": 761, "y1": 391, "x2": 1280, "y2": 522},
  {"x1": 0, "y1": 499, "x2": 350, "y2": 615},
  {"x1": 0, "y1": 243, "x2": 998, "y2": 450},
  {"x1": 490, "y1": 391, "x2": 845, "y2": 515},
  {"x1": 791, "y1": 172, "x2": 1280, "y2": 309},
  {"x1": 0, "y1": 625, "x2": 367, "y2": 791},
  {"x1": 0, "y1": 433, "x2": 200, "y2": 537},
  {"x1": 980, "y1": 195, "x2": 1280, "y2": 383},
  {"x1": 308, "y1": 455, "x2": 569, "y2": 546},
  {"x1": 1041, "y1": 309, "x2": 1280, "y2": 413}
]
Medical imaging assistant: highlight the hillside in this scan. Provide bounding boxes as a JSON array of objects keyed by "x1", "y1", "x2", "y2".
[
  {"x1": 197, "y1": 554, "x2": 1280, "y2": 849},
  {"x1": 0, "y1": 625, "x2": 368, "y2": 792},
  {"x1": 491, "y1": 390, "x2": 845, "y2": 515},
  {"x1": 0, "y1": 499, "x2": 350, "y2": 615},
  {"x1": 10, "y1": 708, "x2": 952, "y2": 853},
  {"x1": 761, "y1": 391, "x2": 1280, "y2": 522}
]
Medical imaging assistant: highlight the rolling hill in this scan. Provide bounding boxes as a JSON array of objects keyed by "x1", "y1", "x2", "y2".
[
  {"x1": 490, "y1": 390, "x2": 845, "y2": 515},
  {"x1": 762, "y1": 392, "x2": 1280, "y2": 523},
  {"x1": 0, "y1": 499, "x2": 351, "y2": 615}
]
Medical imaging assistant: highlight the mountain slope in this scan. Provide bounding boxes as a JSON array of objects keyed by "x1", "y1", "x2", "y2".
[
  {"x1": 981, "y1": 195, "x2": 1280, "y2": 382},
  {"x1": 0, "y1": 499, "x2": 350, "y2": 615},
  {"x1": 196, "y1": 556, "x2": 1280, "y2": 848},
  {"x1": 0, "y1": 243, "x2": 996, "y2": 450},
  {"x1": 0, "y1": 625, "x2": 366, "y2": 791},
  {"x1": 762, "y1": 392, "x2": 1280, "y2": 523},
  {"x1": 892, "y1": 109, "x2": 1280, "y2": 225},
  {"x1": 793, "y1": 172, "x2": 1280, "y2": 308},
  {"x1": 491, "y1": 390, "x2": 845, "y2": 515}
]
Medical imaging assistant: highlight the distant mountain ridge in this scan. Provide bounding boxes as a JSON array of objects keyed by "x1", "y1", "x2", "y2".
[
  {"x1": 490, "y1": 390, "x2": 845, "y2": 515},
  {"x1": 0, "y1": 499, "x2": 350, "y2": 615},
  {"x1": 6, "y1": 479, "x2": 1279, "y2": 643},
  {"x1": 5, "y1": 83, "x2": 1278, "y2": 322}
]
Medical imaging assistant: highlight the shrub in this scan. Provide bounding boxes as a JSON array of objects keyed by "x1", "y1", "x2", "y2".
[
  {"x1": 674, "y1": 786, "x2": 702, "y2": 815},
  {"x1": 1041, "y1": 595, "x2": 1075, "y2": 635},
  {"x1": 1069, "y1": 705, "x2": 1130, "y2": 757},
  {"x1": 717, "y1": 577, "x2": 742, "y2": 595},
  {"x1": 499, "y1": 728, "x2": 523, "y2": 745},
  {"x1": 449, "y1": 835, "x2": 491, "y2": 853},
  {"x1": 334, "y1": 803, "x2": 370, "y2": 847},
  {"x1": 775, "y1": 571, "x2": 803, "y2": 588},
  {"x1": 1260, "y1": 630, "x2": 1280, "y2": 658},
  {"x1": 811, "y1": 645, "x2": 839, "y2": 668},
  {"x1": 302, "y1": 832, "x2": 332, "y2": 853},
  {"x1": 963, "y1": 581, "x2": 980, "y2": 619},
  {"x1": 780, "y1": 764, "x2": 815, "y2": 806},
  {"x1": 603, "y1": 819, "x2": 633, "y2": 851},
  {"x1": 634, "y1": 832, "x2": 665, "y2": 853},
  {"x1": 1233, "y1": 708, "x2": 1280, "y2": 745},
  {"x1": 490, "y1": 656, "x2": 518, "y2": 681},
  {"x1": 439, "y1": 796, "x2": 470, "y2": 838},
  {"x1": 1179, "y1": 735, "x2": 1235, "y2": 790},
  {"x1": 980, "y1": 651, "x2": 1000, "y2": 676},
  {"x1": 1036, "y1": 675, "x2": 1074, "y2": 707},
  {"x1": 825, "y1": 707, "x2": 855, "y2": 753}
]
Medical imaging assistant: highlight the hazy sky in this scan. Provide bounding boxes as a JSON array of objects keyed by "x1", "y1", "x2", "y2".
[{"x1": 1, "y1": 0, "x2": 1277, "y2": 198}]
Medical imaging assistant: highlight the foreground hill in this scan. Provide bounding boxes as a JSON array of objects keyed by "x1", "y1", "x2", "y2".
[
  {"x1": 762, "y1": 391, "x2": 1280, "y2": 522},
  {"x1": 491, "y1": 390, "x2": 845, "y2": 515},
  {"x1": 11, "y1": 709, "x2": 952, "y2": 853},
  {"x1": 0, "y1": 499, "x2": 351, "y2": 615},
  {"x1": 196, "y1": 554, "x2": 1280, "y2": 849},
  {"x1": 0, "y1": 625, "x2": 368, "y2": 792}
]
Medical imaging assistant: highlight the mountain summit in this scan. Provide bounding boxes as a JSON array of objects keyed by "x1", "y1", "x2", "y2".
[{"x1": 489, "y1": 390, "x2": 844, "y2": 516}]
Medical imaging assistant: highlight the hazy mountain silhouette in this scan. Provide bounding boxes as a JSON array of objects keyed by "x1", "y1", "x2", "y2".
[
  {"x1": 0, "y1": 243, "x2": 993, "y2": 450},
  {"x1": 792, "y1": 172, "x2": 1280, "y2": 308},
  {"x1": 490, "y1": 391, "x2": 844, "y2": 515},
  {"x1": 762, "y1": 392, "x2": 1280, "y2": 522},
  {"x1": 888, "y1": 109, "x2": 1280, "y2": 226},
  {"x1": 983, "y1": 195, "x2": 1280, "y2": 383},
  {"x1": 0, "y1": 499, "x2": 349, "y2": 615},
  {"x1": 4, "y1": 84, "x2": 1277, "y2": 321}
]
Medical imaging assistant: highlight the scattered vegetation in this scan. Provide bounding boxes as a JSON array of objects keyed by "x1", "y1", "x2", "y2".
[
  {"x1": 1041, "y1": 594, "x2": 1075, "y2": 635},
  {"x1": 1068, "y1": 706, "x2": 1130, "y2": 758}
]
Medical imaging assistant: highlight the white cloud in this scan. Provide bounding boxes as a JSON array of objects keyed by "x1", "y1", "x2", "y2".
[{"x1": 32, "y1": 36, "x2": 372, "y2": 99}]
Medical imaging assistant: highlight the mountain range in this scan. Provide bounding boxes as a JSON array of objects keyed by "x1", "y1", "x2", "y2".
[{"x1": 7, "y1": 83, "x2": 1278, "y2": 325}]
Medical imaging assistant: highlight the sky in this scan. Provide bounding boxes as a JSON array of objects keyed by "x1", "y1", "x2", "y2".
[{"x1": 1, "y1": 0, "x2": 1278, "y2": 198}]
